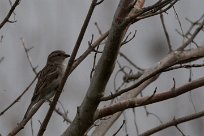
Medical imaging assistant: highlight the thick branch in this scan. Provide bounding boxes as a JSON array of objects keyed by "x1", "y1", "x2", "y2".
[
  {"x1": 92, "y1": 76, "x2": 158, "y2": 136},
  {"x1": 95, "y1": 76, "x2": 204, "y2": 119},
  {"x1": 62, "y1": 0, "x2": 134, "y2": 135},
  {"x1": 101, "y1": 46, "x2": 204, "y2": 101},
  {"x1": 123, "y1": 0, "x2": 178, "y2": 26}
]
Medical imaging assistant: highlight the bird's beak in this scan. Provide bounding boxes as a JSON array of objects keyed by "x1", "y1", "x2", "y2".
[{"x1": 64, "y1": 54, "x2": 70, "y2": 58}]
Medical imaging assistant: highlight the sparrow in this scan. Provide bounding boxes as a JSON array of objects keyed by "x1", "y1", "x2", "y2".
[{"x1": 23, "y1": 50, "x2": 70, "y2": 118}]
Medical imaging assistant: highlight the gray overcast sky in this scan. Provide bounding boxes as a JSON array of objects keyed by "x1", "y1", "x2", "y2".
[{"x1": 0, "y1": 0, "x2": 204, "y2": 135}]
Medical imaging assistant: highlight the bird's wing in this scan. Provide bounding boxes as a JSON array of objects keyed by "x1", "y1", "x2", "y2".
[{"x1": 31, "y1": 64, "x2": 59, "y2": 102}]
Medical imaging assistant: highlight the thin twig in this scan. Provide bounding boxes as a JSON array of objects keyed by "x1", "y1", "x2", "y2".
[
  {"x1": 30, "y1": 119, "x2": 34, "y2": 136},
  {"x1": 72, "y1": 31, "x2": 108, "y2": 72},
  {"x1": 142, "y1": 88, "x2": 163, "y2": 124},
  {"x1": 0, "y1": 75, "x2": 38, "y2": 116},
  {"x1": 119, "y1": 52, "x2": 144, "y2": 71},
  {"x1": 7, "y1": 100, "x2": 44, "y2": 136},
  {"x1": 123, "y1": 112, "x2": 129, "y2": 135},
  {"x1": 94, "y1": 22, "x2": 103, "y2": 35},
  {"x1": 112, "y1": 120, "x2": 125, "y2": 136},
  {"x1": 173, "y1": 6, "x2": 184, "y2": 44},
  {"x1": 177, "y1": 18, "x2": 204, "y2": 50},
  {"x1": 54, "y1": 108, "x2": 72, "y2": 124},
  {"x1": 164, "y1": 63, "x2": 204, "y2": 72},
  {"x1": 132, "y1": 108, "x2": 139, "y2": 135},
  {"x1": 160, "y1": 13, "x2": 172, "y2": 52},
  {"x1": 113, "y1": 64, "x2": 128, "y2": 92},
  {"x1": 46, "y1": 100, "x2": 72, "y2": 124},
  {"x1": 20, "y1": 38, "x2": 38, "y2": 75},
  {"x1": 120, "y1": 30, "x2": 137, "y2": 46},
  {"x1": 175, "y1": 125, "x2": 185, "y2": 136}
]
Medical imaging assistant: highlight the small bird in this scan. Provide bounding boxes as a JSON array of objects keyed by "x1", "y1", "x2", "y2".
[{"x1": 23, "y1": 50, "x2": 70, "y2": 119}]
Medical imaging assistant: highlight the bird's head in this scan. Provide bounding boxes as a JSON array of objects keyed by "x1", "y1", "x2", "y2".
[{"x1": 47, "y1": 50, "x2": 70, "y2": 64}]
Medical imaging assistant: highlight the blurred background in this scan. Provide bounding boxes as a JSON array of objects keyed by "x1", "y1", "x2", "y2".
[{"x1": 0, "y1": 0, "x2": 204, "y2": 135}]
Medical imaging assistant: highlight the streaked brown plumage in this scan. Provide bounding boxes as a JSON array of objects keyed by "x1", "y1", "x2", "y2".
[{"x1": 23, "y1": 50, "x2": 70, "y2": 118}]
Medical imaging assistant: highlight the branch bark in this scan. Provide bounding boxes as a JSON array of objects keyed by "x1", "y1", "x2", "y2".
[
  {"x1": 7, "y1": 100, "x2": 44, "y2": 136},
  {"x1": 139, "y1": 110, "x2": 204, "y2": 136},
  {"x1": 95, "y1": 76, "x2": 204, "y2": 119},
  {"x1": 101, "y1": 46, "x2": 204, "y2": 101},
  {"x1": 0, "y1": 0, "x2": 20, "y2": 29},
  {"x1": 92, "y1": 76, "x2": 158, "y2": 136},
  {"x1": 62, "y1": 0, "x2": 134, "y2": 135}
]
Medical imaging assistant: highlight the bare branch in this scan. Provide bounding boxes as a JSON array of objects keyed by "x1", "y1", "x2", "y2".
[
  {"x1": 95, "y1": 0, "x2": 105, "y2": 6},
  {"x1": 178, "y1": 18, "x2": 204, "y2": 50},
  {"x1": 123, "y1": 71, "x2": 143, "y2": 82},
  {"x1": 95, "y1": 76, "x2": 204, "y2": 119},
  {"x1": 164, "y1": 63, "x2": 204, "y2": 71},
  {"x1": 62, "y1": 1, "x2": 135, "y2": 135},
  {"x1": 0, "y1": 75, "x2": 38, "y2": 116},
  {"x1": 119, "y1": 52, "x2": 144, "y2": 71},
  {"x1": 92, "y1": 76, "x2": 158, "y2": 136},
  {"x1": 72, "y1": 31, "x2": 109, "y2": 72},
  {"x1": 173, "y1": 6, "x2": 184, "y2": 43},
  {"x1": 175, "y1": 15, "x2": 204, "y2": 49},
  {"x1": 132, "y1": 108, "x2": 139, "y2": 135},
  {"x1": 37, "y1": 0, "x2": 100, "y2": 135},
  {"x1": 7, "y1": 100, "x2": 44, "y2": 136},
  {"x1": 54, "y1": 108, "x2": 72, "y2": 124},
  {"x1": 112, "y1": 120, "x2": 125, "y2": 136},
  {"x1": 100, "y1": 46, "x2": 204, "y2": 101},
  {"x1": 175, "y1": 125, "x2": 186, "y2": 136},
  {"x1": 160, "y1": 13, "x2": 172, "y2": 52},
  {"x1": 20, "y1": 38, "x2": 38, "y2": 75},
  {"x1": 94, "y1": 22, "x2": 103, "y2": 35},
  {"x1": 120, "y1": 30, "x2": 137, "y2": 46},
  {"x1": 0, "y1": 0, "x2": 20, "y2": 29},
  {"x1": 123, "y1": 0, "x2": 178, "y2": 26},
  {"x1": 139, "y1": 110, "x2": 204, "y2": 136}
]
